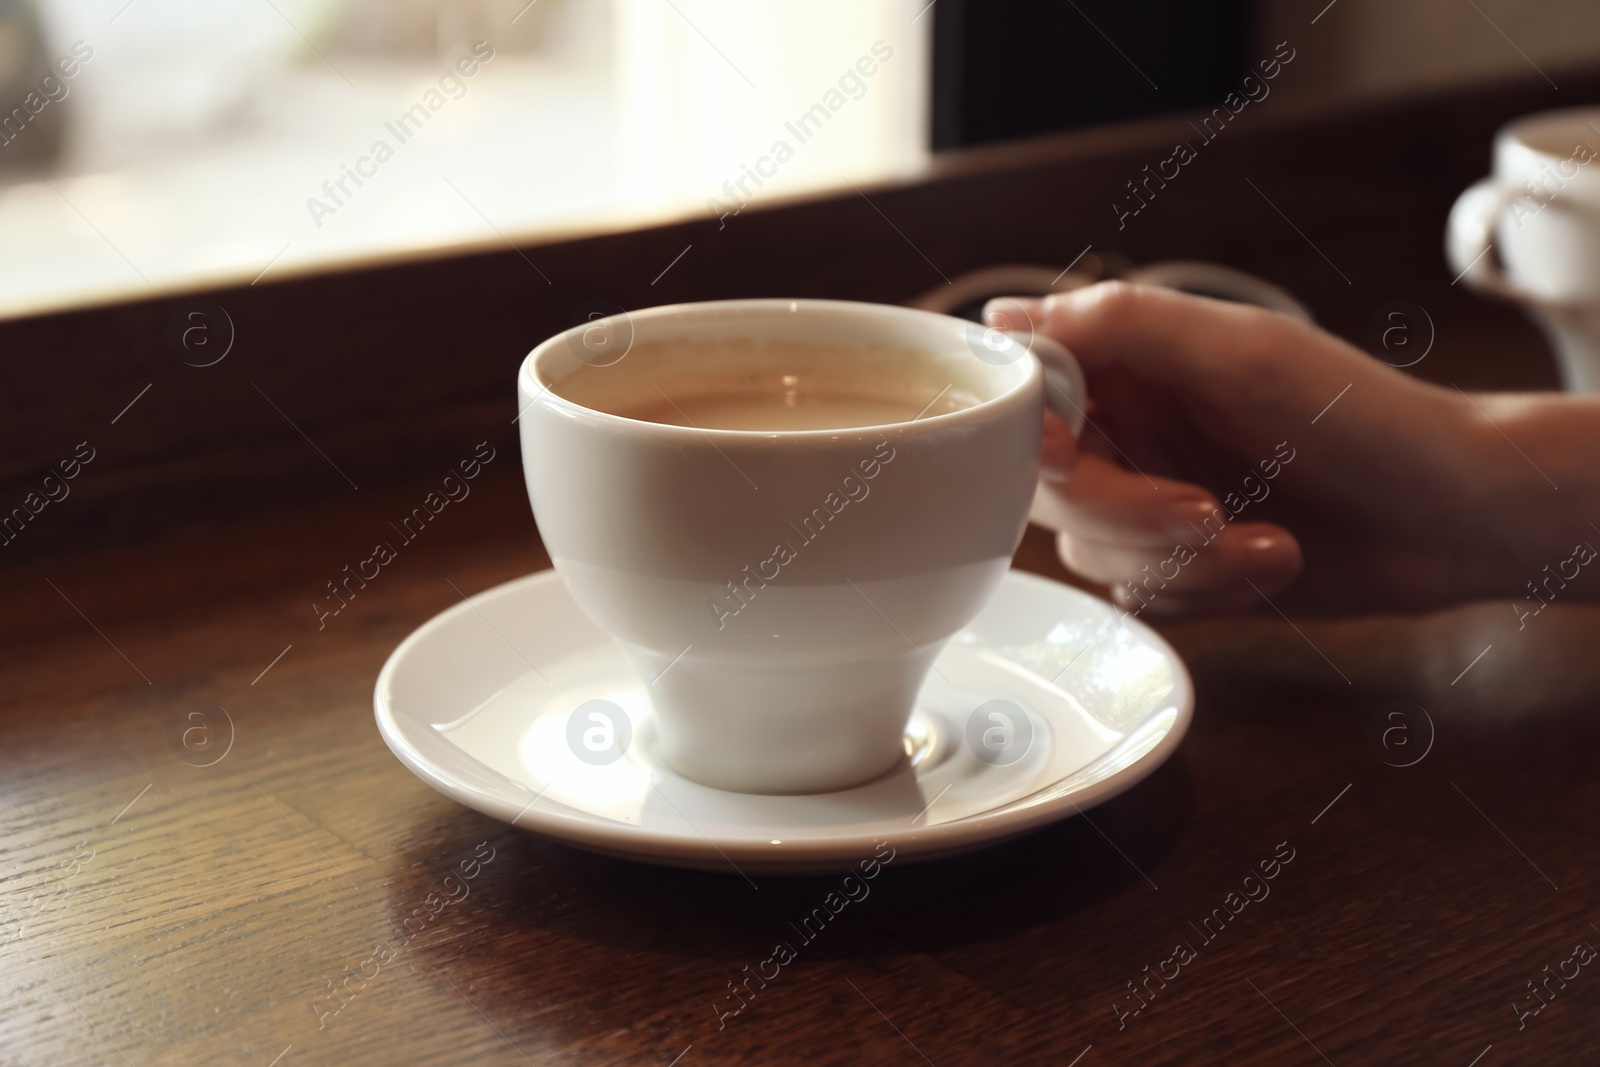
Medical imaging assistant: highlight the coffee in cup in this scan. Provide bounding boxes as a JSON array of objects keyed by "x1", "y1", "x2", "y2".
[{"x1": 554, "y1": 337, "x2": 983, "y2": 430}]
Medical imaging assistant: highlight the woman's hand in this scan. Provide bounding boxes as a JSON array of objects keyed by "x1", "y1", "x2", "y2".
[{"x1": 988, "y1": 282, "x2": 1595, "y2": 618}]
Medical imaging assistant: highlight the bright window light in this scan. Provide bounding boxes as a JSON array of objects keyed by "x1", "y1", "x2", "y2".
[{"x1": 0, "y1": 0, "x2": 930, "y2": 319}]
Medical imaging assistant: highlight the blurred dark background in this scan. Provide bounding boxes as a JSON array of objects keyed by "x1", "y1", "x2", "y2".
[{"x1": 932, "y1": 0, "x2": 1253, "y2": 147}]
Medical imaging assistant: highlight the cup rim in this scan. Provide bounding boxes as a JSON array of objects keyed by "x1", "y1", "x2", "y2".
[
  {"x1": 519, "y1": 297, "x2": 1045, "y2": 440},
  {"x1": 1498, "y1": 106, "x2": 1600, "y2": 166}
]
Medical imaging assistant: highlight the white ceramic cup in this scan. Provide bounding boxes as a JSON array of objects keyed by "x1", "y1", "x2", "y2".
[
  {"x1": 1447, "y1": 107, "x2": 1600, "y2": 391},
  {"x1": 518, "y1": 299, "x2": 1086, "y2": 794}
]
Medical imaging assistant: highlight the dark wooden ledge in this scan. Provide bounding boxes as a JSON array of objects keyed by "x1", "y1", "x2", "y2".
[{"x1": 2, "y1": 67, "x2": 1590, "y2": 563}]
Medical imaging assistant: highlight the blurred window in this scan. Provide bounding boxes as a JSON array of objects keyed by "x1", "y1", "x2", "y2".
[{"x1": 0, "y1": 0, "x2": 928, "y2": 317}]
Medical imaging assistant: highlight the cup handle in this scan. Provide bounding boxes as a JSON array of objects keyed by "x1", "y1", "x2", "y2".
[
  {"x1": 1447, "y1": 178, "x2": 1524, "y2": 299},
  {"x1": 1029, "y1": 334, "x2": 1088, "y2": 438}
]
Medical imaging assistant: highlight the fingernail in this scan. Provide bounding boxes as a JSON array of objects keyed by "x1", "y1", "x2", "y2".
[
  {"x1": 982, "y1": 296, "x2": 1045, "y2": 330},
  {"x1": 1162, "y1": 499, "x2": 1221, "y2": 540},
  {"x1": 1241, "y1": 531, "x2": 1299, "y2": 566}
]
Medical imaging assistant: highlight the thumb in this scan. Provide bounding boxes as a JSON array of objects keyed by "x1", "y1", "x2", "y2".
[{"x1": 984, "y1": 281, "x2": 1307, "y2": 394}]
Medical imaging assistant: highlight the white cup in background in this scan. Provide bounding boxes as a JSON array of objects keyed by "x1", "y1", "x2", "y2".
[{"x1": 1448, "y1": 106, "x2": 1600, "y2": 391}]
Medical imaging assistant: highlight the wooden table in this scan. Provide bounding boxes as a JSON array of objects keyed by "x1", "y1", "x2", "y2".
[
  {"x1": 4, "y1": 453, "x2": 1599, "y2": 1066},
  {"x1": 5, "y1": 69, "x2": 1600, "y2": 1066}
]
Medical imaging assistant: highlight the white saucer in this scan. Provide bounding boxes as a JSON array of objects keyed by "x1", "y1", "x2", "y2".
[{"x1": 374, "y1": 568, "x2": 1192, "y2": 876}]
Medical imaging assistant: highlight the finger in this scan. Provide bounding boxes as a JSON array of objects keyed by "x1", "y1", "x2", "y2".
[
  {"x1": 1109, "y1": 581, "x2": 1294, "y2": 619},
  {"x1": 1057, "y1": 520, "x2": 1302, "y2": 607},
  {"x1": 984, "y1": 282, "x2": 1325, "y2": 393},
  {"x1": 1042, "y1": 452, "x2": 1222, "y2": 547},
  {"x1": 1065, "y1": 520, "x2": 1302, "y2": 594}
]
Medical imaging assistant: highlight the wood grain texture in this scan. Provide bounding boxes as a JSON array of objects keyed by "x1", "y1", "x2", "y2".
[
  {"x1": 4, "y1": 63, "x2": 1600, "y2": 1067},
  {"x1": 2, "y1": 465, "x2": 1599, "y2": 1065}
]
